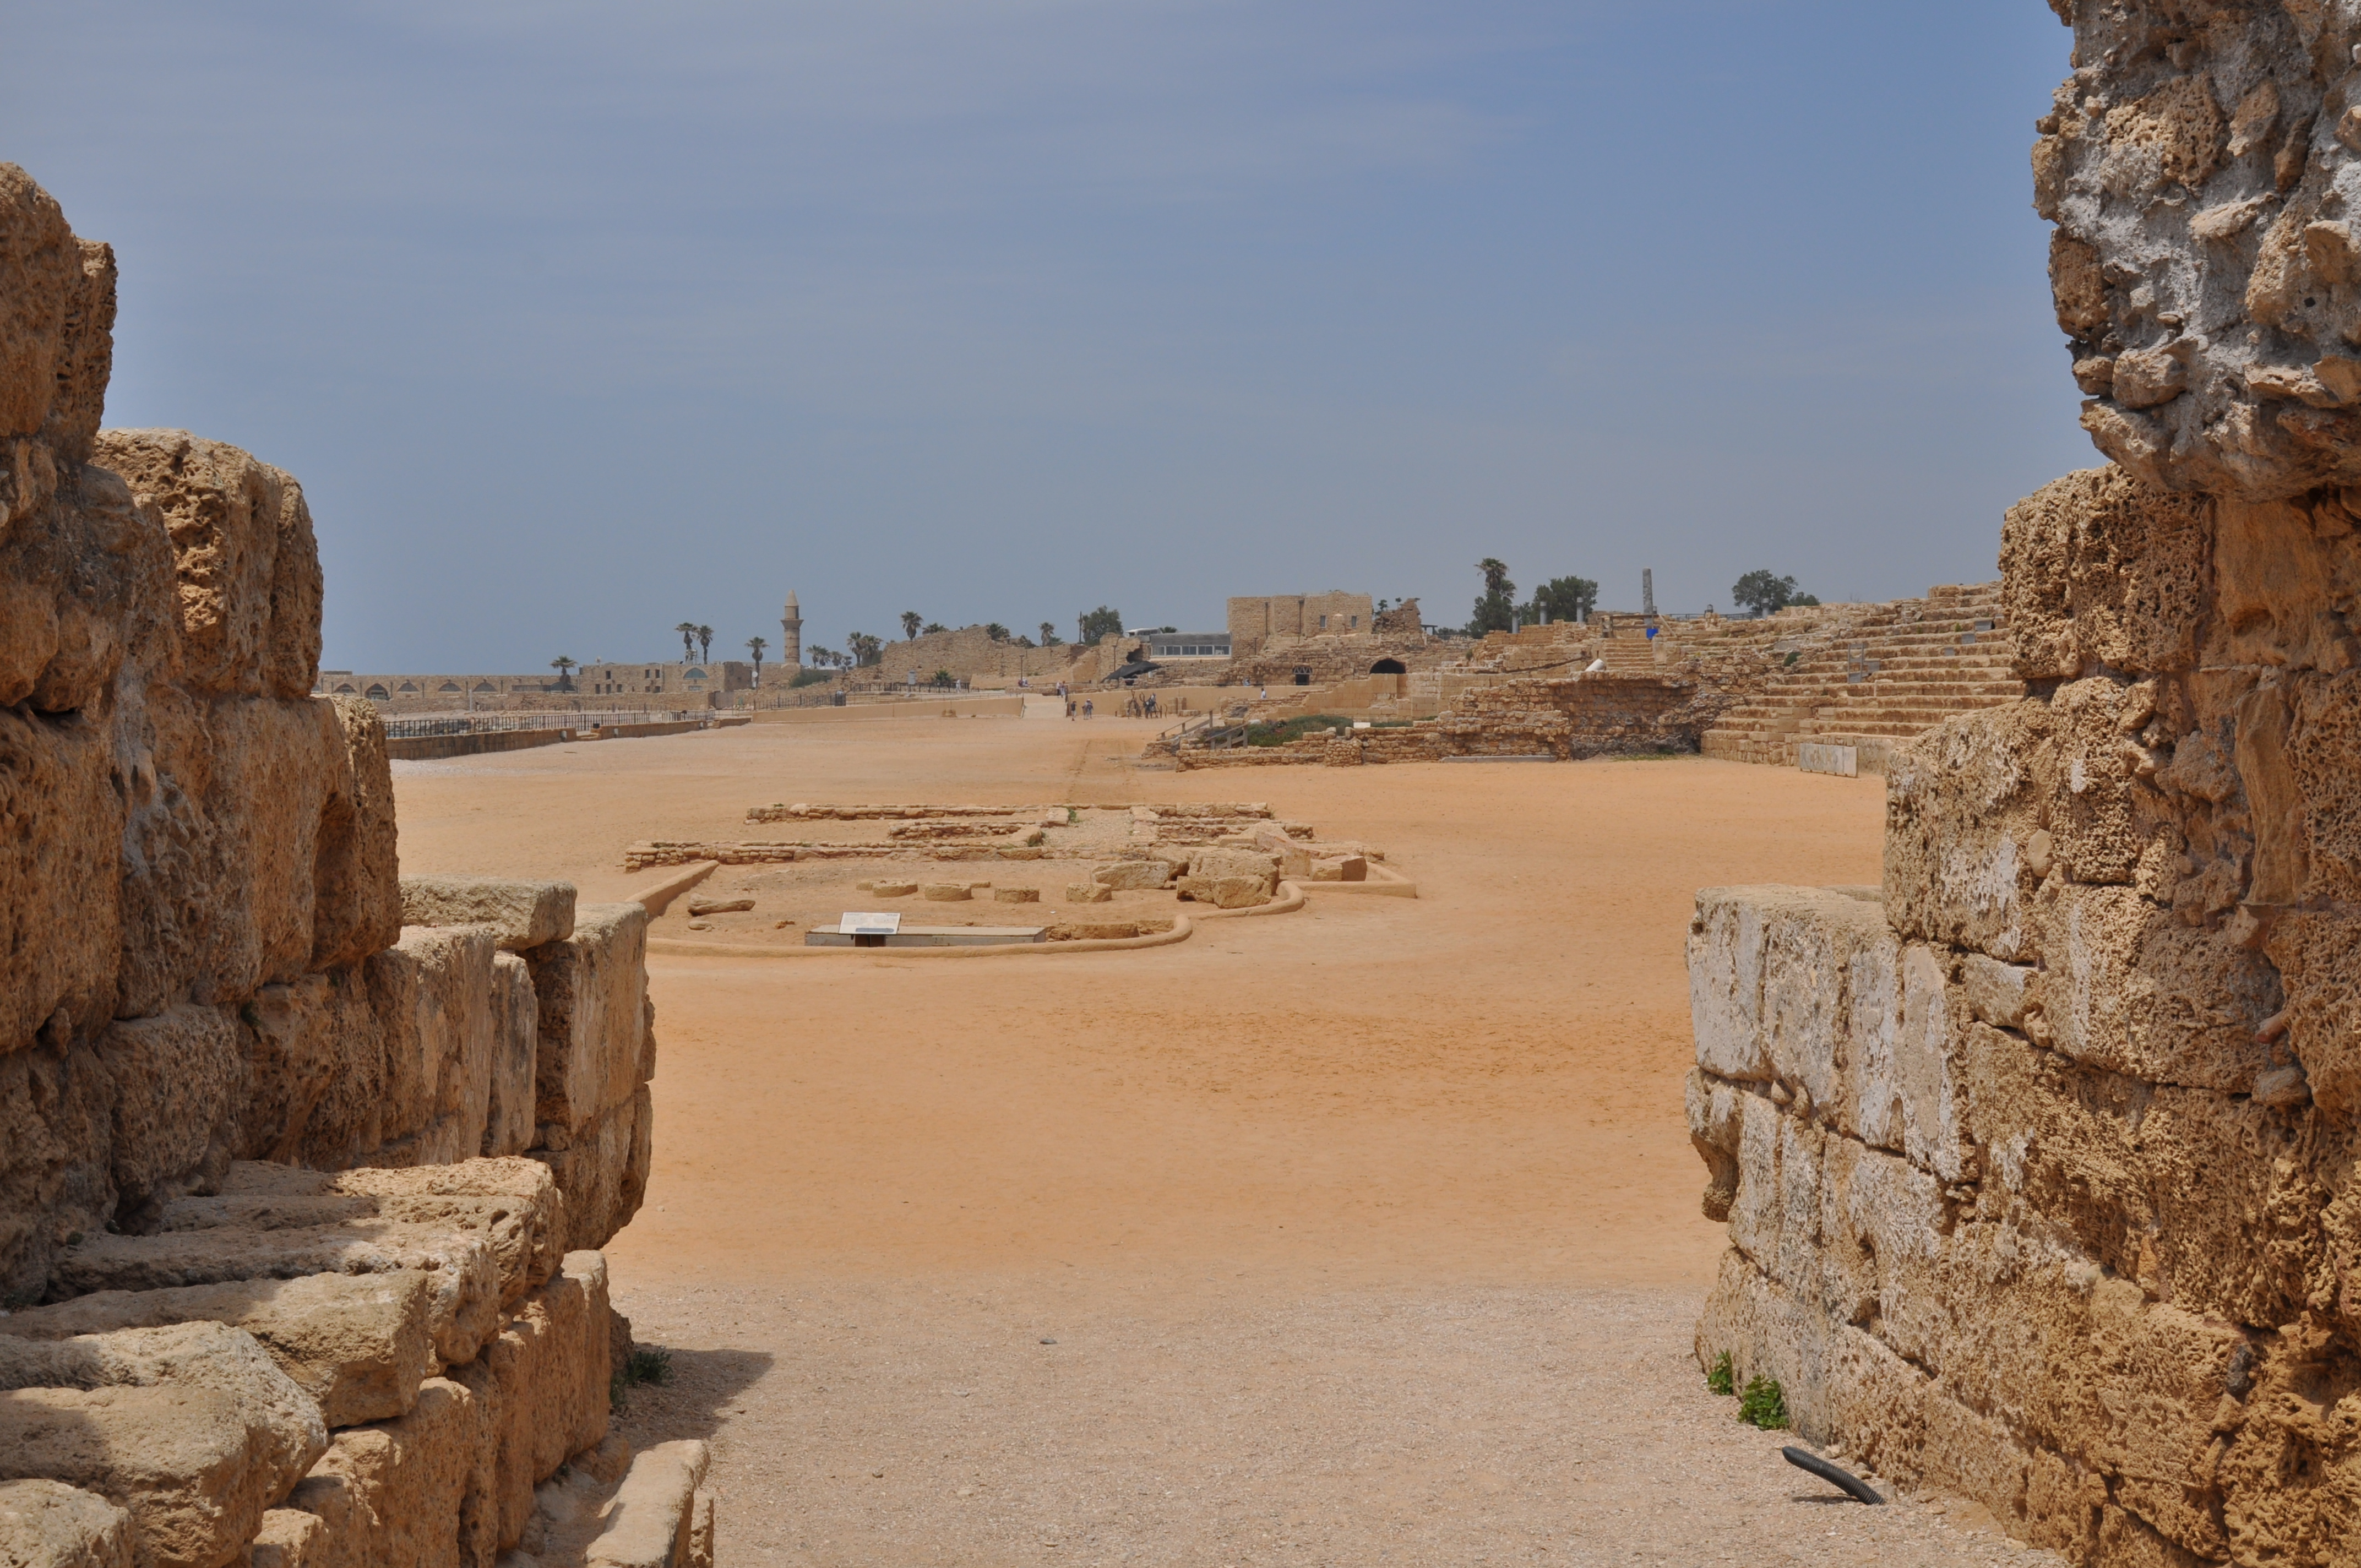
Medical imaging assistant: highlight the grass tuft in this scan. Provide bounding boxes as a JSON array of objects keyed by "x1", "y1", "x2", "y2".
[
  {"x1": 1706, "y1": 1349, "x2": 1734, "y2": 1396},
  {"x1": 1738, "y1": 1373, "x2": 1788, "y2": 1430},
  {"x1": 609, "y1": 1345, "x2": 674, "y2": 1408}
]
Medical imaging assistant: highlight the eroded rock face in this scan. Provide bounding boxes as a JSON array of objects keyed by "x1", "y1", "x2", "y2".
[{"x1": 2038, "y1": 2, "x2": 2361, "y2": 498}]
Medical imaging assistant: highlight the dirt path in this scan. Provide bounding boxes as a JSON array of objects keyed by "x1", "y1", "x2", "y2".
[{"x1": 394, "y1": 718, "x2": 2058, "y2": 1565}]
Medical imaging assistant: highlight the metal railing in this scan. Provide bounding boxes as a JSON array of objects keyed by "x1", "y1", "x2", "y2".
[{"x1": 377, "y1": 711, "x2": 681, "y2": 740}]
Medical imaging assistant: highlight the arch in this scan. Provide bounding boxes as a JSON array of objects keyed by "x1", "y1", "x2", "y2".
[
  {"x1": 365, "y1": 684, "x2": 390, "y2": 699},
  {"x1": 438, "y1": 681, "x2": 462, "y2": 692},
  {"x1": 397, "y1": 680, "x2": 419, "y2": 693},
  {"x1": 333, "y1": 683, "x2": 357, "y2": 694},
  {"x1": 1369, "y1": 657, "x2": 1406, "y2": 675},
  {"x1": 683, "y1": 667, "x2": 707, "y2": 682},
  {"x1": 473, "y1": 681, "x2": 496, "y2": 693},
  {"x1": 1292, "y1": 666, "x2": 1312, "y2": 687}
]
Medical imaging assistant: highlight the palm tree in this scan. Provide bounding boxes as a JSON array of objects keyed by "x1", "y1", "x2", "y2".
[
  {"x1": 1039, "y1": 620, "x2": 1062, "y2": 647},
  {"x1": 900, "y1": 611, "x2": 922, "y2": 640},
  {"x1": 674, "y1": 622, "x2": 697, "y2": 660},
  {"x1": 695, "y1": 625, "x2": 714, "y2": 662},
  {"x1": 746, "y1": 635, "x2": 768, "y2": 682},
  {"x1": 550, "y1": 655, "x2": 578, "y2": 692}
]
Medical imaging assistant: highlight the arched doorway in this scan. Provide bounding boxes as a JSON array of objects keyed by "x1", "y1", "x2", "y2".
[
  {"x1": 1369, "y1": 656, "x2": 1407, "y2": 698},
  {"x1": 1369, "y1": 658, "x2": 1406, "y2": 674},
  {"x1": 1292, "y1": 666, "x2": 1312, "y2": 687}
]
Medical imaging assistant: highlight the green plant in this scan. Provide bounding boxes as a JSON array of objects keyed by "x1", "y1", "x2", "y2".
[
  {"x1": 1738, "y1": 1373, "x2": 1788, "y2": 1429},
  {"x1": 1078, "y1": 606, "x2": 1124, "y2": 643},
  {"x1": 1067, "y1": 808, "x2": 1079, "y2": 824},
  {"x1": 788, "y1": 666, "x2": 833, "y2": 688},
  {"x1": 1782, "y1": 650, "x2": 1800, "y2": 666},
  {"x1": 1706, "y1": 1350, "x2": 1734, "y2": 1396}
]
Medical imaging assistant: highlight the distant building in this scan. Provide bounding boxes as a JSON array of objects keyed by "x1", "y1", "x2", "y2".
[
  {"x1": 1145, "y1": 631, "x2": 1232, "y2": 660},
  {"x1": 576, "y1": 661, "x2": 755, "y2": 699},
  {"x1": 1226, "y1": 592, "x2": 1377, "y2": 656}
]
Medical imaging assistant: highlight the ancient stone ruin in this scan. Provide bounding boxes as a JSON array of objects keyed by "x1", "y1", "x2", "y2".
[
  {"x1": 1687, "y1": 8, "x2": 2361, "y2": 1561},
  {"x1": 0, "y1": 166, "x2": 706, "y2": 1567}
]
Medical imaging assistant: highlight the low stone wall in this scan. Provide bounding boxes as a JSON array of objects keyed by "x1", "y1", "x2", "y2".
[{"x1": 1174, "y1": 674, "x2": 1717, "y2": 767}]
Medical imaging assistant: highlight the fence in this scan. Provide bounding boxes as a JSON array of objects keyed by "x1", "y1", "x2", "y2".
[{"x1": 377, "y1": 711, "x2": 679, "y2": 741}]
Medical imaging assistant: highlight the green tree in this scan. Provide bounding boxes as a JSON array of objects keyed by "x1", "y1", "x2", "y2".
[
  {"x1": 846, "y1": 631, "x2": 883, "y2": 667},
  {"x1": 900, "y1": 611, "x2": 923, "y2": 640},
  {"x1": 1038, "y1": 621, "x2": 1063, "y2": 647},
  {"x1": 745, "y1": 635, "x2": 768, "y2": 681},
  {"x1": 1732, "y1": 571, "x2": 1809, "y2": 618},
  {"x1": 674, "y1": 622, "x2": 698, "y2": 659},
  {"x1": 931, "y1": 669, "x2": 958, "y2": 688},
  {"x1": 1466, "y1": 558, "x2": 1517, "y2": 636},
  {"x1": 693, "y1": 624, "x2": 714, "y2": 661},
  {"x1": 1528, "y1": 575, "x2": 1600, "y2": 624},
  {"x1": 985, "y1": 622, "x2": 1010, "y2": 641},
  {"x1": 1078, "y1": 606, "x2": 1124, "y2": 643},
  {"x1": 550, "y1": 656, "x2": 578, "y2": 691},
  {"x1": 922, "y1": 622, "x2": 946, "y2": 635}
]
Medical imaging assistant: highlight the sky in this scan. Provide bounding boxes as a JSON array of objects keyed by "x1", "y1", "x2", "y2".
[{"x1": 7, "y1": 1, "x2": 2094, "y2": 671}]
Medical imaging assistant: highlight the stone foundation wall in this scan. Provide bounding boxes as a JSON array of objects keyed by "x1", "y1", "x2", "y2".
[{"x1": 0, "y1": 166, "x2": 694, "y2": 1567}]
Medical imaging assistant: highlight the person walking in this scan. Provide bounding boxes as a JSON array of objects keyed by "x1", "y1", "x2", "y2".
[{"x1": 1082, "y1": 698, "x2": 1094, "y2": 720}]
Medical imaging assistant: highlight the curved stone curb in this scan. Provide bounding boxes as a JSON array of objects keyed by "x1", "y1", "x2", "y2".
[
  {"x1": 624, "y1": 861, "x2": 719, "y2": 916},
  {"x1": 646, "y1": 914, "x2": 1198, "y2": 960}
]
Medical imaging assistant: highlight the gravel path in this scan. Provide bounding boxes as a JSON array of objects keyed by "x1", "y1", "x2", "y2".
[{"x1": 610, "y1": 1276, "x2": 2062, "y2": 1567}]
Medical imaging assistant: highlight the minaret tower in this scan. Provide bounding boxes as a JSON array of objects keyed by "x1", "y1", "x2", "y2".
[{"x1": 781, "y1": 590, "x2": 803, "y2": 668}]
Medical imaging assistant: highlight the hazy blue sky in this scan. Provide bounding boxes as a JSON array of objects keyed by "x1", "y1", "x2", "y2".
[{"x1": 9, "y1": 2, "x2": 2090, "y2": 669}]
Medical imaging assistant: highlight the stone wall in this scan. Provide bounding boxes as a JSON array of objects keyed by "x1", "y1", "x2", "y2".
[
  {"x1": 0, "y1": 166, "x2": 697, "y2": 1567},
  {"x1": 1683, "y1": 13, "x2": 2361, "y2": 1558},
  {"x1": 1685, "y1": 468, "x2": 2361, "y2": 1559}
]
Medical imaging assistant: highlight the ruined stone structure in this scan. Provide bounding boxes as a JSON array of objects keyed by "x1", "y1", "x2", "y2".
[
  {"x1": 0, "y1": 166, "x2": 706, "y2": 1567},
  {"x1": 1685, "y1": 9, "x2": 2361, "y2": 1560},
  {"x1": 865, "y1": 624, "x2": 1137, "y2": 687},
  {"x1": 1226, "y1": 592, "x2": 1377, "y2": 654},
  {"x1": 780, "y1": 589, "x2": 802, "y2": 669}
]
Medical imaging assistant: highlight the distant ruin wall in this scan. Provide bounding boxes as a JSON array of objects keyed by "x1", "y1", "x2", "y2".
[{"x1": 0, "y1": 165, "x2": 696, "y2": 1568}]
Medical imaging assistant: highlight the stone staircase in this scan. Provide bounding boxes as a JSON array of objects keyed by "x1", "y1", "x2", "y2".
[{"x1": 1699, "y1": 584, "x2": 2023, "y2": 770}]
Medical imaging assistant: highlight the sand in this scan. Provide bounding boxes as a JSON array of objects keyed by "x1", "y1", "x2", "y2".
[{"x1": 393, "y1": 717, "x2": 2061, "y2": 1565}]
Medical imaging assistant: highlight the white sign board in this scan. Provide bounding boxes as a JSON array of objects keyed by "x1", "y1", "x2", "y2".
[{"x1": 840, "y1": 912, "x2": 903, "y2": 935}]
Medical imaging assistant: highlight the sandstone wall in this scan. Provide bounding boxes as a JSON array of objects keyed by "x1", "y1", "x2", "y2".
[
  {"x1": 1687, "y1": 458, "x2": 2361, "y2": 1564},
  {"x1": 0, "y1": 166, "x2": 687, "y2": 1567}
]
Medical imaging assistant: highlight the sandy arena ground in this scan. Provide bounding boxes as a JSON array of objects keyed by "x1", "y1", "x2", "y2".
[{"x1": 394, "y1": 717, "x2": 2061, "y2": 1566}]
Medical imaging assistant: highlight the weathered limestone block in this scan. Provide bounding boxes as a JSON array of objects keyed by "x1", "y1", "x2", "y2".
[
  {"x1": 0, "y1": 1271, "x2": 437, "y2": 1430},
  {"x1": 116, "y1": 697, "x2": 386, "y2": 1021},
  {"x1": 1884, "y1": 703, "x2": 2053, "y2": 962},
  {"x1": 1309, "y1": 854, "x2": 1367, "y2": 881},
  {"x1": 2264, "y1": 911, "x2": 2361, "y2": 1117},
  {"x1": 0, "y1": 704, "x2": 120, "y2": 1055},
  {"x1": 231, "y1": 970, "x2": 382, "y2": 1170},
  {"x1": 283, "y1": 1378, "x2": 489, "y2": 1568},
  {"x1": 450, "y1": 1253, "x2": 611, "y2": 1554},
  {"x1": 95, "y1": 1007, "x2": 246, "y2": 1226},
  {"x1": 0, "y1": 1479, "x2": 133, "y2": 1568},
  {"x1": 215, "y1": 1159, "x2": 568, "y2": 1313},
  {"x1": 1959, "y1": 952, "x2": 2033, "y2": 1030},
  {"x1": 583, "y1": 1441, "x2": 709, "y2": 1568},
  {"x1": 1999, "y1": 466, "x2": 2210, "y2": 679},
  {"x1": 2037, "y1": 6, "x2": 2361, "y2": 500},
  {"x1": 2031, "y1": 883, "x2": 2281, "y2": 1092},
  {"x1": 90, "y1": 432, "x2": 320, "y2": 703},
  {"x1": 0, "y1": 1322, "x2": 327, "y2": 1568},
  {"x1": 368, "y1": 927, "x2": 498, "y2": 1166},
  {"x1": 918, "y1": 883, "x2": 969, "y2": 901},
  {"x1": 1091, "y1": 861, "x2": 1174, "y2": 891},
  {"x1": 1064, "y1": 881, "x2": 1112, "y2": 903},
  {"x1": 0, "y1": 1035, "x2": 118, "y2": 1308},
  {"x1": 531, "y1": 1088, "x2": 651, "y2": 1254},
  {"x1": 239, "y1": 1510, "x2": 321, "y2": 1568},
  {"x1": 306, "y1": 698, "x2": 399, "y2": 974},
  {"x1": 397, "y1": 878, "x2": 575, "y2": 953},
  {"x1": 483, "y1": 954, "x2": 537, "y2": 1160},
  {"x1": 524, "y1": 905, "x2": 648, "y2": 1142},
  {"x1": 0, "y1": 164, "x2": 116, "y2": 467},
  {"x1": 1962, "y1": 1022, "x2": 2329, "y2": 1332}
]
